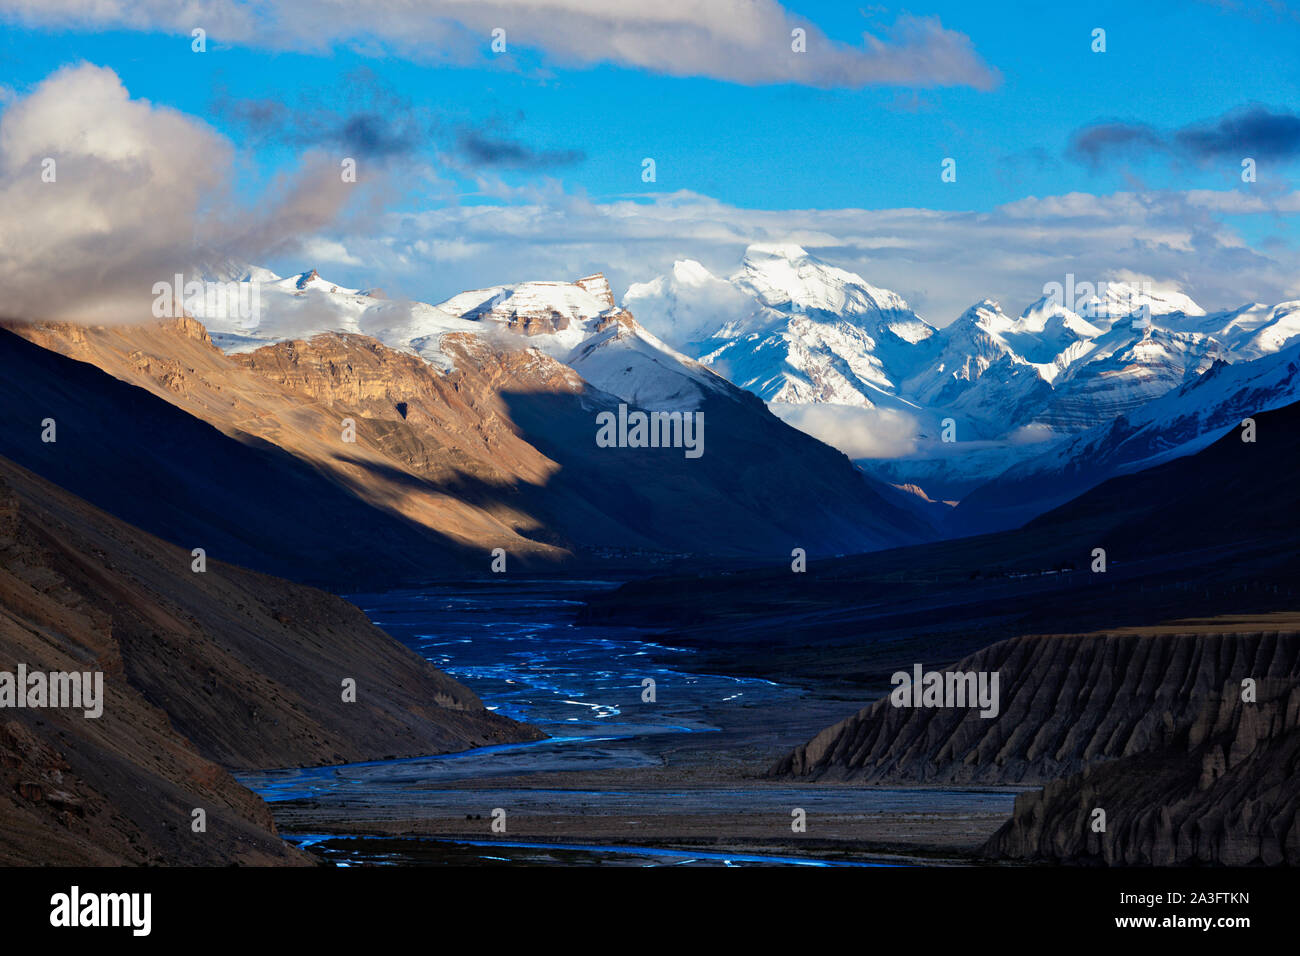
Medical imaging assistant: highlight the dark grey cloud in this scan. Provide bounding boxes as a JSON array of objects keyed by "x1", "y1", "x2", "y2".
[
  {"x1": 213, "y1": 73, "x2": 428, "y2": 161},
  {"x1": 214, "y1": 75, "x2": 581, "y2": 170},
  {"x1": 1068, "y1": 105, "x2": 1300, "y2": 169},
  {"x1": 1174, "y1": 106, "x2": 1300, "y2": 161},
  {"x1": 218, "y1": 100, "x2": 427, "y2": 159},
  {"x1": 1067, "y1": 122, "x2": 1166, "y2": 169},
  {"x1": 999, "y1": 145, "x2": 1063, "y2": 180},
  {"x1": 454, "y1": 129, "x2": 585, "y2": 170},
  {"x1": 335, "y1": 113, "x2": 423, "y2": 158}
]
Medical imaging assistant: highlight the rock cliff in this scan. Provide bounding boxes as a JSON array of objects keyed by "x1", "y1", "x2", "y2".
[{"x1": 982, "y1": 673, "x2": 1300, "y2": 864}]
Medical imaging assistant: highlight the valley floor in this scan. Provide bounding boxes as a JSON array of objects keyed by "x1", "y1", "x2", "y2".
[
  {"x1": 237, "y1": 581, "x2": 1024, "y2": 866},
  {"x1": 250, "y1": 708, "x2": 1023, "y2": 866}
]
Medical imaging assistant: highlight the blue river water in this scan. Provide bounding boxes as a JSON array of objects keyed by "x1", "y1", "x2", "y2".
[
  {"x1": 237, "y1": 579, "x2": 1019, "y2": 866},
  {"x1": 358, "y1": 578, "x2": 803, "y2": 735}
]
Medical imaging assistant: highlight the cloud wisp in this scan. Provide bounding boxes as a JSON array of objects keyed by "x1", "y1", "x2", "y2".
[
  {"x1": 0, "y1": 1, "x2": 1000, "y2": 90},
  {"x1": 769, "y1": 403, "x2": 921, "y2": 459},
  {"x1": 214, "y1": 75, "x2": 584, "y2": 172},
  {"x1": 454, "y1": 128, "x2": 584, "y2": 170}
]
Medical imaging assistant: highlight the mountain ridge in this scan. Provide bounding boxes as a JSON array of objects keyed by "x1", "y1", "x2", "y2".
[
  {"x1": 626, "y1": 245, "x2": 1300, "y2": 502},
  {"x1": 3, "y1": 284, "x2": 936, "y2": 581}
]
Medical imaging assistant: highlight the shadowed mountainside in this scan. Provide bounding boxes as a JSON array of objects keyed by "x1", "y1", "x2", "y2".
[
  {"x1": 581, "y1": 401, "x2": 1300, "y2": 690},
  {"x1": 0, "y1": 325, "x2": 475, "y2": 589},
  {"x1": 982, "y1": 671, "x2": 1300, "y2": 865},
  {"x1": 3, "y1": 319, "x2": 933, "y2": 587},
  {"x1": 0, "y1": 452, "x2": 538, "y2": 865},
  {"x1": 236, "y1": 328, "x2": 937, "y2": 560},
  {"x1": 772, "y1": 622, "x2": 1300, "y2": 784}
]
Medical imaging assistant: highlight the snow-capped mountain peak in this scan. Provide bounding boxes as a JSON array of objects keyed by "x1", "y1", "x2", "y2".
[
  {"x1": 574, "y1": 273, "x2": 616, "y2": 309},
  {"x1": 1075, "y1": 281, "x2": 1206, "y2": 324},
  {"x1": 958, "y1": 298, "x2": 1017, "y2": 334},
  {"x1": 438, "y1": 278, "x2": 616, "y2": 331},
  {"x1": 671, "y1": 258, "x2": 721, "y2": 285},
  {"x1": 193, "y1": 259, "x2": 282, "y2": 285},
  {"x1": 734, "y1": 241, "x2": 914, "y2": 318},
  {"x1": 627, "y1": 244, "x2": 940, "y2": 408},
  {"x1": 185, "y1": 263, "x2": 727, "y2": 412}
]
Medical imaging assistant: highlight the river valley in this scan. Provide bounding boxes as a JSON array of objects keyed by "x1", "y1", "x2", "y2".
[{"x1": 238, "y1": 580, "x2": 1021, "y2": 866}]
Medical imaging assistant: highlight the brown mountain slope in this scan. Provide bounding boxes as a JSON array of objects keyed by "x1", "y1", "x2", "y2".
[
  {"x1": 772, "y1": 623, "x2": 1300, "y2": 785},
  {"x1": 982, "y1": 674, "x2": 1300, "y2": 865},
  {"x1": 10, "y1": 319, "x2": 571, "y2": 568},
  {"x1": 0, "y1": 325, "x2": 484, "y2": 589},
  {"x1": 0, "y1": 453, "x2": 539, "y2": 865},
  {"x1": 5, "y1": 316, "x2": 933, "y2": 581}
]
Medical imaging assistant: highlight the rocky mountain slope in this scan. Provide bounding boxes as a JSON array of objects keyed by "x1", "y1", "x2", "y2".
[
  {"x1": 955, "y1": 340, "x2": 1300, "y2": 533},
  {"x1": 0, "y1": 453, "x2": 537, "y2": 865},
  {"x1": 772, "y1": 624, "x2": 1300, "y2": 785},
  {"x1": 982, "y1": 672, "x2": 1300, "y2": 865},
  {"x1": 4, "y1": 275, "x2": 935, "y2": 580}
]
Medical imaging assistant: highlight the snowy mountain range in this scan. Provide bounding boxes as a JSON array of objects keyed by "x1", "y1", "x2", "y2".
[
  {"x1": 627, "y1": 243, "x2": 1299, "y2": 437},
  {"x1": 195, "y1": 264, "x2": 728, "y2": 414},
  {"x1": 189, "y1": 249, "x2": 1298, "y2": 528},
  {"x1": 625, "y1": 243, "x2": 1300, "y2": 499},
  {"x1": 7, "y1": 260, "x2": 945, "y2": 570},
  {"x1": 953, "y1": 338, "x2": 1300, "y2": 532}
]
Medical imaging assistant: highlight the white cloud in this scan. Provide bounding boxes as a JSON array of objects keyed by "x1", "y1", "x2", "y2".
[
  {"x1": 348, "y1": 187, "x2": 1300, "y2": 331},
  {"x1": 0, "y1": 63, "x2": 231, "y2": 321},
  {"x1": 299, "y1": 237, "x2": 363, "y2": 266},
  {"x1": 769, "y1": 402, "x2": 920, "y2": 458},
  {"x1": 412, "y1": 238, "x2": 490, "y2": 262},
  {"x1": 0, "y1": 64, "x2": 387, "y2": 322},
  {"x1": 1006, "y1": 422, "x2": 1057, "y2": 445},
  {"x1": 0, "y1": 1, "x2": 999, "y2": 89},
  {"x1": 624, "y1": 259, "x2": 758, "y2": 343}
]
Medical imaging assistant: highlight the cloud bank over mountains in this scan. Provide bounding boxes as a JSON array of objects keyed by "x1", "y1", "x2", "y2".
[
  {"x1": 0, "y1": 64, "x2": 388, "y2": 321},
  {"x1": 1, "y1": 62, "x2": 1296, "y2": 329},
  {"x1": 376, "y1": 188, "x2": 1300, "y2": 330}
]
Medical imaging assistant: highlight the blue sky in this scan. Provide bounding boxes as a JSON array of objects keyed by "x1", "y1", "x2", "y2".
[{"x1": 1, "y1": 0, "x2": 1298, "y2": 327}]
